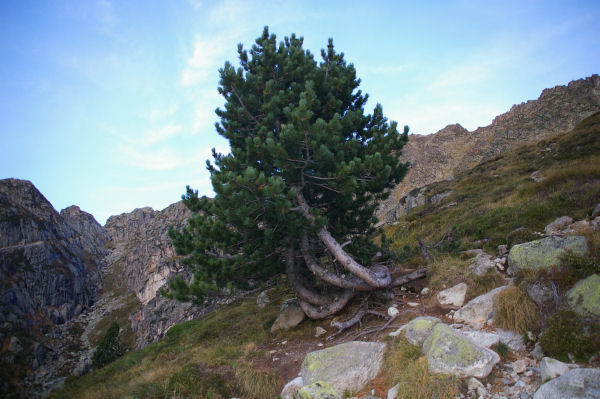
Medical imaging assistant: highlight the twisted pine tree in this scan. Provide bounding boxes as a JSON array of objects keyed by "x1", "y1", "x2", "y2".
[{"x1": 169, "y1": 27, "x2": 426, "y2": 319}]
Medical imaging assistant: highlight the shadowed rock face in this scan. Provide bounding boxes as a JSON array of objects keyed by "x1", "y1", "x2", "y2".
[
  {"x1": 0, "y1": 178, "x2": 105, "y2": 329},
  {"x1": 379, "y1": 74, "x2": 600, "y2": 221}
]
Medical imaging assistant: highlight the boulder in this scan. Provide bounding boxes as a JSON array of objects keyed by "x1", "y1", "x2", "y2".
[
  {"x1": 527, "y1": 279, "x2": 557, "y2": 312},
  {"x1": 465, "y1": 249, "x2": 497, "y2": 276},
  {"x1": 507, "y1": 236, "x2": 589, "y2": 275},
  {"x1": 300, "y1": 341, "x2": 386, "y2": 394},
  {"x1": 496, "y1": 328, "x2": 526, "y2": 352},
  {"x1": 402, "y1": 316, "x2": 441, "y2": 346},
  {"x1": 422, "y1": 324, "x2": 500, "y2": 378},
  {"x1": 540, "y1": 357, "x2": 570, "y2": 382},
  {"x1": 437, "y1": 283, "x2": 468, "y2": 307},
  {"x1": 461, "y1": 330, "x2": 500, "y2": 348},
  {"x1": 545, "y1": 216, "x2": 574, "y2": 235},
  {"x1": 271, "y1": 298, "x2": 306, "y2": 332},
  {"x1": 295, "y1": 381, "x2": 341, "y2": 399},
  {"x1": 567, "y1": 274, "x2": 600, "y2": 319},
  {"x1": 453, "y1": 286, "x2": 508, "y2": 328},
  {"x1": 281, "y1": 376, "x2": 304, "y2": 399},
  {"x1": 533, "y1": 368, "x2": 600, "y2": 399}
]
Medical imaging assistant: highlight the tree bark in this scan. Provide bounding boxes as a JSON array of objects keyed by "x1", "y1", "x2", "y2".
[
  {"x1": 299, "y1": 289, "x2": 356, "y2": 319},
  {"x1": 284, "y1": 246, "x2": 335, "y2": 306},
  {"x1": 295, "y1": 190, "x2": 391, "y2": 287}
]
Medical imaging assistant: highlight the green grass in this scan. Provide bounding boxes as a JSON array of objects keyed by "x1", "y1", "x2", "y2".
[{"x1": 49, "y1": 285, "x2": 294, "y2": 399}]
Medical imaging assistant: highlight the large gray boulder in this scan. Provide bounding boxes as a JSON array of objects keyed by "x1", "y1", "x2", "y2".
[
  {"x1": 507, "y1": 236, "x2": 588, "y2": 275},
  {"x1": 422, "y1": 324, "x2": 500, "y2": 378},
  {"x1": 453, "y1": 286, "x2": 508, "y2": 328},
  {"x1": 300, "y1": 341, "x2": 386, "y2": 394},
  {"x1": 533, "y1": 368, "x2": 600, "y2": 399},
  {"x1": 567, "y1": 274, "x2": 600, "y2": 319}
]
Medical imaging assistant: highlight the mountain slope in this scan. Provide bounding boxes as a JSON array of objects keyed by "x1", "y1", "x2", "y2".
[{"x1": 379, "y1": 74, "x2": 600, "y2": 222}]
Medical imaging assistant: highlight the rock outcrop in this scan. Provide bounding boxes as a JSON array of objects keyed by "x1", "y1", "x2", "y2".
[
  {"x1": 104, "y1": 202, "x2": 200, "y2": 348},
  {"x1": 0, "y1": 179, "x2": 107, "y2": 396},
  {"x1": 507, "y1": 236, "x2": 589, "y2": 275},
  {"x1": 0, "y1": 179, "x2": 105, "y2": 329},
  {"x1": 379, "y1": 74, "x2": 600, "y2": 222}
]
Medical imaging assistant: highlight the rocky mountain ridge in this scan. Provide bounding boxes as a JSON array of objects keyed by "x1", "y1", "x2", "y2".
[
  {"x1": 0, "y1": 179, "x2": 198, "y2": 397},
  {"x1": 378, "y1": 74, "x2": 600, "y2": 222}
]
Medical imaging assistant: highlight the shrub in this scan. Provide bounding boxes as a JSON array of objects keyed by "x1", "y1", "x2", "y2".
[
  {"x1": 493, "y1": 286, "x2": 540, "y2": 334},
  {"x1": 539, "y1": 310, "x2": 600, "y2": 362},
  {"x1": 91, "y1": 322, "x2": 125, "y2": 369}
]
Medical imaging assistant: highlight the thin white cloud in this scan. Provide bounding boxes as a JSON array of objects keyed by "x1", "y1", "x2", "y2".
[
  {"x1": 119, "y1": 145, "x2": 187, "y2": 171},
  {"x1": 181, "y1": 37, "x2": 225, "y2": 86},
  {"x1": 144, "y1": 124, "x2": 182, "y2": 144},
  {"x1": 145, "y1": 105, "x2": 179, "y2": 122}
]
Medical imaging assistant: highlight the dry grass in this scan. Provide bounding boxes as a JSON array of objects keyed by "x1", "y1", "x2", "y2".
[
  {"x1": 493, "y1": 285, "x2": 540, "y2": 334},
  {"x1": 427, "y1": 256, "x2": 468, "y2": 291},
  {"x1": 382, "y1": 336, "x2": 460, "y2": 399},
  {"x1": 233, "y1": 362, "x2": 281, "y2": 399}
]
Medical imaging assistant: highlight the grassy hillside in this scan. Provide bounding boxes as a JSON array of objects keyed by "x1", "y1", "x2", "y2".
[
  {"x1": 50, "y1": 112, "x2": 600, "y2": 398},
  {"x1": 385, "y1": 111, "x2": 600, "y2": 278}
]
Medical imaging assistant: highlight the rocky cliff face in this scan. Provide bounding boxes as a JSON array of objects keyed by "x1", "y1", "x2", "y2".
[
  {"x1": 0, "y1": 179, "x2": 200, "y2": 396},
  {"x1": 104, "y1": 202, "x2": 202, "y2": 348},
  {"x1": 378, "y1": 74, "x2": 600, "y2": 222},
  {"x1": 0, "y1": 179, "x2": 104, "y2": 330},
  {"x1": 0, "y1": 179, "x2": 107, "y2": 396}
]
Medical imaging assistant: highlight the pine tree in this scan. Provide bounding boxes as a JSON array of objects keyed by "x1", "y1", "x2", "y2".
[{"x1": 169, "y1": 27, "x2": 426, "y2": 319}]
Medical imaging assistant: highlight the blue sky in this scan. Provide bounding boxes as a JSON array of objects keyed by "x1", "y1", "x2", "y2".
[{"x1": 1, "y1": 0, "x2": 598, "y2": 224}]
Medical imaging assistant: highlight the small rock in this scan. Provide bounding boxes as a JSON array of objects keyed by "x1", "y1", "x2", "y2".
[
  {"x1": 468, "y1": 377, "x2": 485, "y2": 391},
  {"x1": 420, "y1": 287, "x2": 430, "y2": 296},
  {"x1": 406, "y1": 302, "x2": 420, "y2": 307},
  {"x1": 387, "y1": 307, "x2": 400, "y2": 318},
  {"x1": 315, "y1": 327, "x2": 327, "y2": 337},
  {"x1": 530, "y1": 343, "x2": 544, "y2": 360},
  {"x1": 257, "y1": 290, "x2": 270, "y2": 309},
  {"x1": 512, "y1": 359, "x2": 529, "y2": 374},
  {"x1": 592, "y1": 204, "x2": 600, "y2": 219},
  {"x1": 387, "y1": 383, "x2": 400, "y2": 399},
  {"x1": 544, "y1": 216, "x2": 574, "y2": 235},
  {"x1": 454, "y1": 286, "x2": 508, "y2": 328},
  {"x1": 497, "y1": 329, "x2": 526, "y2": 352},
  {"x1": 271, "y1": 299, "x2": 306, "y2": 332},
  {"x1": 437, "y1": 283, "x2": 468, "y2": 307},
  {"x1": 540, "y1": 357, "x2": 569, "y2": 382},
  {"x1": 498, "y1": 245, "x2": 509, "y2": 256},
  {"x1": 8, "y1": 336, "x2": 23, "y2": 353}
]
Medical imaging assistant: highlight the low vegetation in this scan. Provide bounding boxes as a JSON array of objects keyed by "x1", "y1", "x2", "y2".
[
  {"x1": 52, "y1": 113, "x2": 600, "y2": 397},
  {"x1": 50, "y1": 286, "x2": 294, "y2": 398},
  {"x1": 493, "y1": 286, "x2": 540, "y2": 334},
  {"x1": 382, "y1": 335, "x2": 460, "y2": 399}
]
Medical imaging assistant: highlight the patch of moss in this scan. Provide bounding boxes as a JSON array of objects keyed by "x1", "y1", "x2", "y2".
[{"x1": 539, "y1": 310, "x2": 600, "y2": 362}]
